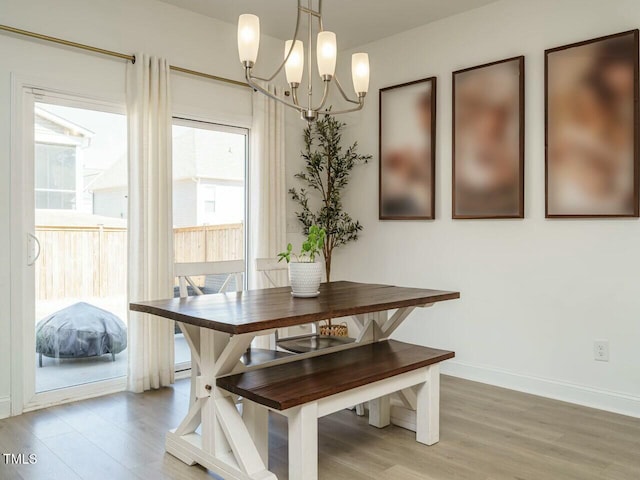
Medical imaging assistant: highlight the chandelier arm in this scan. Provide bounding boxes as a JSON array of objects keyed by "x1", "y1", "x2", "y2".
[
  {"x1": 333, "y1": 74, "x2": 361, "y2": 105},
  {"x1": 291, "y1": 86, "x2": 300, "y2": 106},
  {"x1": 251, "y1": 0, "x2": 303, "y2": 83},
  {"x1": 246, "y1": 70, "x2": 303, "y2": 112},
  {"x1": 322, "y1": 97, "x2": 365, "y2": 116}
]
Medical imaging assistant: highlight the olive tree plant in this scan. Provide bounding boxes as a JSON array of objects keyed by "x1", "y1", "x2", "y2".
[{"x1": 289, "y1": 114, "x2": 371, "y2": 282}]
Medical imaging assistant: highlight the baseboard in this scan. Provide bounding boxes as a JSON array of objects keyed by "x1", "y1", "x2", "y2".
[
  {"x1": 441, "y1": 360, "x2": 640, "y2": 419},
  {"x1": 0, "y1": 396, "x2": 10, "y2": 419}
]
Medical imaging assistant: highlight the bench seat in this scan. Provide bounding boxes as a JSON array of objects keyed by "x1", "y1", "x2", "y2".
[
  {"x1": 217, "y1": 340, "x2": 454, "y2": 480},
  {"x1": 218, "y1": 340, "x2": 453, "y2": 411}
]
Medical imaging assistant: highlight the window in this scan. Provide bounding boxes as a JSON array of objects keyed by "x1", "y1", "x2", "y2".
[
  {"x1": 201, "y1": 185, "x2": 217, "y2": 219},
  {"x1": 35, "y1": 143, "x2": 77, "y2": 209}
]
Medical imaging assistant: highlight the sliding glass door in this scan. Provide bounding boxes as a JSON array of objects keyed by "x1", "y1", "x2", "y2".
[
  {"x1": 22, "y1": 89, "x2": 128, "y2": 405},
  {"x1": 19, "y1": 89, "x2": 248, "y2": 404},
  {"x1": 171, "y1": 118, "x2": 249, "y2": 371}
]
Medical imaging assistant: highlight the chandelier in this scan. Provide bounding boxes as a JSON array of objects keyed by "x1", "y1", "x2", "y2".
[{"x1": 237, "y1": 0, "x2": 370, "y2": 122}]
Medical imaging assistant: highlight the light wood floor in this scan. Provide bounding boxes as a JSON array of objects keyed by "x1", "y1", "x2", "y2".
[{"x1": 1, "y1": 376, "x2": 639, "y2": 480}]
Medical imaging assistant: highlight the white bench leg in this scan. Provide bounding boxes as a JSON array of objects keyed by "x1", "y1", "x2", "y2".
[
  {"x1": 288, "y1": 402, "x2": 318, "y2": 480},
  {"x1": 369, "y1": 395, "x2": 390, "y2": 428},
  {"x1": 243, "y1": 400, "x2": 269, "y2": 466},
  {"x1": 416, "y1": 364, "x2": 440, "y2": 445}
]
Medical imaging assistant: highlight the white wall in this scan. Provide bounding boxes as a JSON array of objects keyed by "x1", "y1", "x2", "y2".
[
  {"x1": 0, "y1": 0, "x2": 283, "y2": 417},
  {"x1": 328, "y1": 0, "x2": 640, "y2": 417}
]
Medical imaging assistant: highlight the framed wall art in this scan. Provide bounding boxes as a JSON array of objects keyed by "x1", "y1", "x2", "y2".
[
  {"x1": 452, "y1": 56, "x2": 525, "y2": 219},
  {"x1": 379, "y1": 77, "x2": 436, "y2": 220},
  {"x1": 545, "y1": 30, "x2": 639, "y2": 218}
]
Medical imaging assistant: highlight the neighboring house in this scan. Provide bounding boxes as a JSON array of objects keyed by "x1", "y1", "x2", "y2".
[
  {"x1": 87, "y1": 154, "x2": 128, "y2": 220},
  {"x1": 91, "y1": 126, "x2": 245, "y2": 227},
  {"x1": 34, "y1": 107, "x2": 94, "y2": 212}
]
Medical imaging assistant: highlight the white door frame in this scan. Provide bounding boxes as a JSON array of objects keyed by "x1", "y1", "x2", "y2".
[{"x1": 10, "y1": 75, "x2": 127, "y2": 414}]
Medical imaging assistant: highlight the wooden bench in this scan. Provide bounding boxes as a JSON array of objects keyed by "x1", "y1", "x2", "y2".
[{"x1": 217, "y1": 339, "x2": 454, "y2": 480}]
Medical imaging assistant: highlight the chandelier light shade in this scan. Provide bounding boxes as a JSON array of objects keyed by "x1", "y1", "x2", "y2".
[
  {"x1": 351, "y1": 53, "x2": 370, "y2": 95},
  {"x1": 316, "y1": 31, "x2": 337, "y2": 79},
  {"x1": 238, "y1": 0, "x2": 370, "y2": 122},
  {"x1": 284, "y1": 40, "x2": 304, "y2": 85},
  {"x1": 237, "y1": 14, "x2": 260, "y2": 66}
]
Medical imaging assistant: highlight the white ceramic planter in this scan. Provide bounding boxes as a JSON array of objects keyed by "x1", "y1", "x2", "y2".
[{"x1": 288, "y1": 261, "x2": 323, "y2": 298}]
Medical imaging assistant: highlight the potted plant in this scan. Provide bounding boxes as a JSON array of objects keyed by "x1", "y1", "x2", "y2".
[
  {"x1": 289, "y1": 114, "x2": 370, "y2": 324},
  {"x1": 278, "y1": 225, "x2": 326, "y2": 298}
]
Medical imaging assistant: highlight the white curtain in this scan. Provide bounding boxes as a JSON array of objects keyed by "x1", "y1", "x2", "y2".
[
  {"x1": 249, "y1": 84, "x2": 287, "y2": 289},
  {"x1": 126, "y1": 53, "x2": 175, "y2": 393}
]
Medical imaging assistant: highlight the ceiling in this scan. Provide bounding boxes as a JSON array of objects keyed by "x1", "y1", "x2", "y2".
[{"x1": 159, "y1": 0, "x2": 498, "y2": 50}]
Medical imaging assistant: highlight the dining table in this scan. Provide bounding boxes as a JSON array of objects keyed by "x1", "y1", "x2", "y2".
[{"x1": 130, "y1": 280, "x2": 460, "y2": 480}]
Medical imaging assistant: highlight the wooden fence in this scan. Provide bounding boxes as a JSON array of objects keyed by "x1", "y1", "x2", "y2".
[
  {"x1": 35, "y1": 223, "x2": 244, "y2": 301},
  {"x1": 173, "y1": 224, "x2": 244, "y2": 264}
]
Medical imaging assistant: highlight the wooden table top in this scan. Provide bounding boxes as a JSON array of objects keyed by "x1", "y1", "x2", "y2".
[{"x1": 129, "y1": 281, "x2": 460, "y2": 335}]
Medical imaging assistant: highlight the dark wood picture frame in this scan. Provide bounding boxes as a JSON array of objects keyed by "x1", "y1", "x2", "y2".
[
  {"x1": 379, "y1": 77, "x2": 437, "y2": 220},
  {"x1": 452, "y1": 56, "x2": 525, "y2": 219},
  {"x1": 545, "y1": 29, "x2": 639, "y2": 218}
]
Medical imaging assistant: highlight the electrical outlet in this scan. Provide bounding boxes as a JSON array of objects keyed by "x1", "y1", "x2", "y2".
[{"x1": 594, "y1": 340, "x2": 609, "y2": 362}]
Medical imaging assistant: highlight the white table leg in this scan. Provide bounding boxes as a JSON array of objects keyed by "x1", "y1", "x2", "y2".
[
  {"x1": 416, "y1": 364, "x2": 440, "y2": 445},
  {"x1": 200, "y1": 329, "x2": 232, "y2": 457},
  {"x1": 177, "y1": 322, "x2": 202, "y2": 407},
  {"x1": 288, "y1": 402, "x2": 318, "y2": 480},
  {"x1": 370, "y1": 306, "x2": 436, "y2": 435},
  {"x1": 189, "y1": 359, "x2": 199, "y2": 405},
  {"x1": 167, "y1": 327, "x2": 277, "y2": 480}
]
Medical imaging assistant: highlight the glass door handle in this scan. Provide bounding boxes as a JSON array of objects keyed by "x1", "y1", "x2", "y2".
[{"x1": 27, "y1": 233, "x2": 41, "y2": 266}]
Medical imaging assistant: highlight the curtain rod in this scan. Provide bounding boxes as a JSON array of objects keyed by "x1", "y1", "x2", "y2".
[{"x1": 0, "y1": 24, "x2": 251, "y2": 89}]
